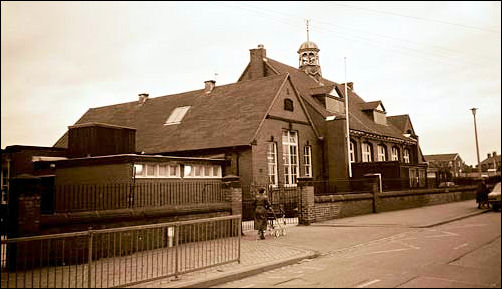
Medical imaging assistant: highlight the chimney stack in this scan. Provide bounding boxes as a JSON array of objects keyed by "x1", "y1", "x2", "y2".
[
  {"x1": 493, "y1": 151, "x2": 497, "y2": 157},
  {"x1": 248, "y1": 44, "x2": 267, "y2": 80},
  {"x1": 487, "y1": 153, "x2": 491, "y2": 159},
  {"x1": 204, "y1": 80, "x2": 216, "y2": 94},
  {"x1": 138, "y1": 93, "x2": 149, "y2": 104}
]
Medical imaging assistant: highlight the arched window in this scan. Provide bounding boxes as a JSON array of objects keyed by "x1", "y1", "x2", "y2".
[
  {"x1": 284, "y1": 98, "x2": 294, "y2": 111},
  {"x1": 349, "y1": 140, "x2": 357, "y2": 163},
  {"x1": 362, "y1": 142, "x2": 373, "y2": 162},
  {"x1": 301, "y1": 53, "x2": 309, "y2": 65},
  {"x1": 403, "y1": 148, "x2": 410, "y2": 164},
  {"x1": 391, "y1": 146, "x2": 399, "y2": 161},
  {"x1": 377, "y1": 144, "x2": 387, "y2": 161}
]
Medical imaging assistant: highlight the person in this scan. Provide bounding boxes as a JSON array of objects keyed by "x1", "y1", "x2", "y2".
[
  {"x1": 476, "y1": 178, "x2": 489, "y2": 209},
  {"x1": 253, "y1": 187, "x2": 271, "y2": 240}
]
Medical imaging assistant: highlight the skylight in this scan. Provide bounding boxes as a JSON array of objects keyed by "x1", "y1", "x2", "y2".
[{"x1": 165, "y1": 106, "x2": 190, "y2": 125}]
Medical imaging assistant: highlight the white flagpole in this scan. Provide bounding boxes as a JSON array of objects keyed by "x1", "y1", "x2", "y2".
[{"x1": 345, "y1": 57, "x2": 352, "y2": 178}]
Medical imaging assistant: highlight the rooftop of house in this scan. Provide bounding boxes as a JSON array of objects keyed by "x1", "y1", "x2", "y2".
[
  {"x1": 54, "y1": 74, "x2": 289, "y2": 153},
  {"x1": 423, "y1": 153, "x2": 460, "y2": 162}
]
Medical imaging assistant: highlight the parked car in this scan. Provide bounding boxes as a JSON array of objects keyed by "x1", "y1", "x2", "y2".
[
  {"x1": 488, "y1": 182, "x2": 501, "y2": 211},
  {"x1": 439, "y1": 181, "x2": 455, "y2": 188}
]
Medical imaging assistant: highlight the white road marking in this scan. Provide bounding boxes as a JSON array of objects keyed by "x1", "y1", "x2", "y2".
[
  {"x1": 347, "y1": 248, "x2": 409, "y2": 258},
  {"x1": 453, "y1": 243, "x2": 469, "y2": 250},
  {"x1": 241, "y1": 284, "x2": 255, "y2": 288},
  {"x1": 392, "y1": 240, "x2": 421, "y2": 250},
  {"x1": 426, "y1": 230, "x2": 458, "y2": 238},
  {"x1": 356, "y1": 279, "x2": 381, "y2": 288}
]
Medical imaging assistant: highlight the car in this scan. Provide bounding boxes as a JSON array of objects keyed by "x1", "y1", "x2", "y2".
[
  {"x1": 439, "y1": 181, "x2": 455, "y2": 188},
  {"x1": 488, "y1": 182, "x2": 501, "y2": 211}
]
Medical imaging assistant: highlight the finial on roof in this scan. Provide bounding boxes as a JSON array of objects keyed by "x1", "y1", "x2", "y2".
[{"x1": 306, "y1": 19, "x2": 310, "y2": 43}]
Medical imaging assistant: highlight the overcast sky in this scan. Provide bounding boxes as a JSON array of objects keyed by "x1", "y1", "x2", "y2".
[{"x1": 1, "y1": 1, "x2": 500, "y2": 166}]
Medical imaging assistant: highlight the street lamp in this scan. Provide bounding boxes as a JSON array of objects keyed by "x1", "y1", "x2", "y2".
[{"x1": 470, "y1": 108, "x2": 482, "y2": 177}]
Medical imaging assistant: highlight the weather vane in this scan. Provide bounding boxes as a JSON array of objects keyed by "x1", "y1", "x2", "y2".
[{"x1": 305, "y1": 19, "x2": 310, "y2": 42}]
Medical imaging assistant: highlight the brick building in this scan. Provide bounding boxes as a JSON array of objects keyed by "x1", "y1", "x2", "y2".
[
  {"x1": 424, "y1": 153, "x2": 465, "y2": 180},
  {"x1": 51, "y1": 40, "x2": 427, "y2": 217},
  {"x1": 478, "y1": 151, "x2": 501, "y2": 175}
]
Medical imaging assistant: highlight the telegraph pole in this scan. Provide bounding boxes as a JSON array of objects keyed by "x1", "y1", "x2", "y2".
[{"x1": 470, "y1": 108, "x2": 482, "y2": 177}]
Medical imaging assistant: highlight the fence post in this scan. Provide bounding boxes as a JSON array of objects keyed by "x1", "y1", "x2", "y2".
[
  {"x1": 174, "y1": 223, "x2": 180, "y2": 280},
  {"x1": 297, "y1": 177, "x2": 314, "y2": 225},
  {"x1": 363, "y1": 174, "x2": 380, "y2": 213},
  {"x1": 87, "y1": 229, "x2": 93, "y2": 288},
  {"x1": 237, "y1": 215, "x2": 241, "y2": 264}
]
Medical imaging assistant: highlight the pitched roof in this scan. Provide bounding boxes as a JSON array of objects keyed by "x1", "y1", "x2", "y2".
[
  {"x1": 387, "y1": 115, "x2": 409, "y2": 133},
  {"x1": 423, "y1": 153, "x2": 459, "y2": 162},
  {"x1": 480, "y1": 154, "x2": 501, "y2": 166},
  {"x1": 55, "y1": 74, "x2": 288, "y2": 153},
  {"x1": 360, "y1": 101, "x2": 384, "y2": 112},
  {"x1": 263, "y1": 58, "x2": 414, "y2": 142}
]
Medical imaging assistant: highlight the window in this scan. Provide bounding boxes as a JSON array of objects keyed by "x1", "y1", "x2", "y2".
[
  {"x1": 304, "y1": 146, "x2": 312, "y2": 177},
  {"x1": 267, "y1": 142, "x2": 278, "y2": 186},
  {"x1": 282, "y1": 130, "x2": 299, "y2": 186},
  {"x1": 183, "y1": 164, "x2": 222, "y2": 178},
  {"x1": 165, "y1": 106, "x2": 190, "y2": 125},
  {"x1": 403, "y1": 149, "x2": 410, "y2": 164},
  {"x1": 391, "y1": 147, "x2": 399, "y2": 161},
  {"x1": 135, "y1": 163, "x2": 181, "y2": 178},
  {"x1": 377, "y1": 145, "x2": 386, "y2": 161},
  {"x1": 284, "y1": 98, "x2": 294, "y2": 111},
  {"x1": 349, "y1": 141, "x2": 356, "y2": 163},
  {"x1": 362, "y1": 142, "x2": 372, "y2": 162}
]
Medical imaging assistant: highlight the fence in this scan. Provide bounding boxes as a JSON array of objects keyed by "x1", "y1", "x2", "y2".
[
  {"x1": 0, "y1": 215, "x2": 241, "y2": 288},
  {"x1": 54, "y1": 180, "x2": 224, "y2": 213}
]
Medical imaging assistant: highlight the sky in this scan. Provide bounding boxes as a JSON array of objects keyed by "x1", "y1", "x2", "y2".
[{"x1": 1, "y1": 1, "x2": 500, "y2": 166}]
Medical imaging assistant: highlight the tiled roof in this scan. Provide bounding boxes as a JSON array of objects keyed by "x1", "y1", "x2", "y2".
[
  {"x1": 423, "y1": 154, "x2": 459, "y2": 162},
  {"x1": 360, "y1": 101, "x2": 383, "y2": 111},
  {"x1": 54, "y1": 74, "x2": 288, "y2": 153},
  {"x1": 265, "y1": 58, "x2": 413, "y2": 142},
  {"x1": 387, "y1": 115, "x2": 410, "y2": 133},
  {"x1": 480, "y1": 155, "x2": 501, "y2": 166}
]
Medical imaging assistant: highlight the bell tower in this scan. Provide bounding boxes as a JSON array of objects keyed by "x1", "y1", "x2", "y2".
[{"x1": 298, "y1": 20, "x2": 322, "y2": 81}]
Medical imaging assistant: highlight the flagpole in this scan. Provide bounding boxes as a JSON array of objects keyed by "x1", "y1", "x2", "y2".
[{"x1": 345, "y1": 57, "x2": 352, "y2": 178}]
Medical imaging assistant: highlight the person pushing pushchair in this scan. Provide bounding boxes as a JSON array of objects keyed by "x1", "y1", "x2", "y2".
[{"x1": 253, "y1": 187, "x2": 271, "y2": 240}]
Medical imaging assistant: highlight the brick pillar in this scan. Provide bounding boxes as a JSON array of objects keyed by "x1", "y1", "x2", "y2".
[
  {"x1": 222, "y1": 175, "x2": 242, "y2": 216},
  {"x1": 298, "y1": 177, "x2": 315, "y2": 225},
  {"x1": 363, "y1": 174, "x2": 380, "y2": 213}
]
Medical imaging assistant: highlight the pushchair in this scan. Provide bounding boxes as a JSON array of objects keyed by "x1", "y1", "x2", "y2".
[{"x1": 266, "y1": 204, "x2": 287, "y2": 237}]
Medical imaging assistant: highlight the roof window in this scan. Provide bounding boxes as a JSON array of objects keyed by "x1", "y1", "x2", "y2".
[{"x1": 165, "y1": 106, "x2": 190, "y2": 125}]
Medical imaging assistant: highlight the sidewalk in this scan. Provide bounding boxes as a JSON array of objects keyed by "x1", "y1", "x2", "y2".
[{"x1": 130, "y1": 200, "x2": 490, "y2": 288}]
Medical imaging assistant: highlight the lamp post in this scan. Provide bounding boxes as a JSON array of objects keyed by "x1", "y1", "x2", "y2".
[{"x1": 470, "y1": 108, "x2": 482, "y2": 177}]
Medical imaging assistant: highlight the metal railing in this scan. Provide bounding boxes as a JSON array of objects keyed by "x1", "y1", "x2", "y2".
[
  {"x1": 0, "y1": 215, "x2": 241, "y2": 288},
  {"x1": 54, "y1": 181, "x2": 224, "y2": 213}
]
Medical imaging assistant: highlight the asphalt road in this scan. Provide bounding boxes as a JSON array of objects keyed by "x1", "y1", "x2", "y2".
[{"x1": 214, "y1": 211, "x2": 501, "y2": 288}]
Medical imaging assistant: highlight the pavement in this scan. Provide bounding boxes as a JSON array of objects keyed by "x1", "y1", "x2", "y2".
[{"x1": 129, "y1": 199, "x2": 491, "y2": 288}]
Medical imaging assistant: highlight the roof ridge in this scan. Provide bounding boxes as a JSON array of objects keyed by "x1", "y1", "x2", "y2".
[{"x1": 90, "y1": 74, "x2": 288, "y2": 111}]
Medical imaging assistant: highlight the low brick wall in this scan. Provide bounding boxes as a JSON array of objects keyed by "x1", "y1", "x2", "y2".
[
  {"x1": 377, "y1": 186, "x2": 477, "y2": 213},
  {"x1": 312, "y1": 185, "x2": 477, "y2": 222}
]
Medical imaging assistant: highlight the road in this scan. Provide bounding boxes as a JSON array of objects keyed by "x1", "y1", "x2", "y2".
[{"x1": 214, "y1": 211, "x2": 501, "y2": 288}]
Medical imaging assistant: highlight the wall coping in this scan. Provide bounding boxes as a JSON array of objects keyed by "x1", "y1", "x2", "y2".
[
  {"x1": 41, "y1": 203, "x2": 231, "y2": 226},
  {"x1": 315, "y1": 193, "x2": 373, "y2": 203}
]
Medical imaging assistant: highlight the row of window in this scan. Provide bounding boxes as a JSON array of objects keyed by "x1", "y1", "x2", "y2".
[
  {"x1": 350, "y1": 142, "x2": 410, "y2": 164},
  {"x1": 134, "y1": 163, "x2": 222, "y2": 178}
]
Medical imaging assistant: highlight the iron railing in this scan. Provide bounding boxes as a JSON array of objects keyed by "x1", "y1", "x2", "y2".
[
  {"x1": 0, "y1": 215, "x2": 241, "y2": 288},
  {"x1": 54, "y1": 181, "x2": 224, "y2": 213}
]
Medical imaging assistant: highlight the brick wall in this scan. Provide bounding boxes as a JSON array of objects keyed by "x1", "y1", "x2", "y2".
[{"x1": 310, "y1": 185, "x2": 477, "y2": 223}]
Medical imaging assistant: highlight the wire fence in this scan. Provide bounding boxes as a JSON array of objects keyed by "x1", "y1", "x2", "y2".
[{"x1": 0, "y1": 215, "x2": 241, "y2": 288}]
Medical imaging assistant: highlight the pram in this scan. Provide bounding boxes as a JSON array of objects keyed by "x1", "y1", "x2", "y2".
[{"x1": 266, "y1": 204, "x2": 287, "y2": 237}]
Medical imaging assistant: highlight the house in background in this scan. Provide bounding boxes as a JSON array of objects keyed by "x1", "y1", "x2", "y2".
[
  {"x1": 478, "y1": 151, "x2": 501, "y2": 176},
  {"x1": 423, "y1": 153, "x2": 465, "y2": 183}
]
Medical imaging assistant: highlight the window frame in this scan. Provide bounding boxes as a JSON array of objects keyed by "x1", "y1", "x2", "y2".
[
  {"x1": 362, "y1": 142, "x2": 373, "y2": 162},
  {"x1": 304, "y1": 145, "x2": 312, "y2": 177},
  {"x1": 282, "y1": 130, "x2": 299, "y2": 187},
  {"x1": 267, "y1": 142, "x2": 279, "y2": 187},
  {"x1": 134, "y1": 163, "x2": 181, "y2": 179},
  {"x1": 377, "y1": 144, "x2": 387, "y2": 162},
  {"x1": 403, "y1": 148, "x2": 410, "y2": 164},
  {"x1": 164, "y1": 106, "x2": 191, "y2": 125},
  {"x1": 183, "y1": 164, "x2": 222, "y2": 179},
  {"x1": 391, "y1": 146, "x2": 399, "y2": 161}
]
